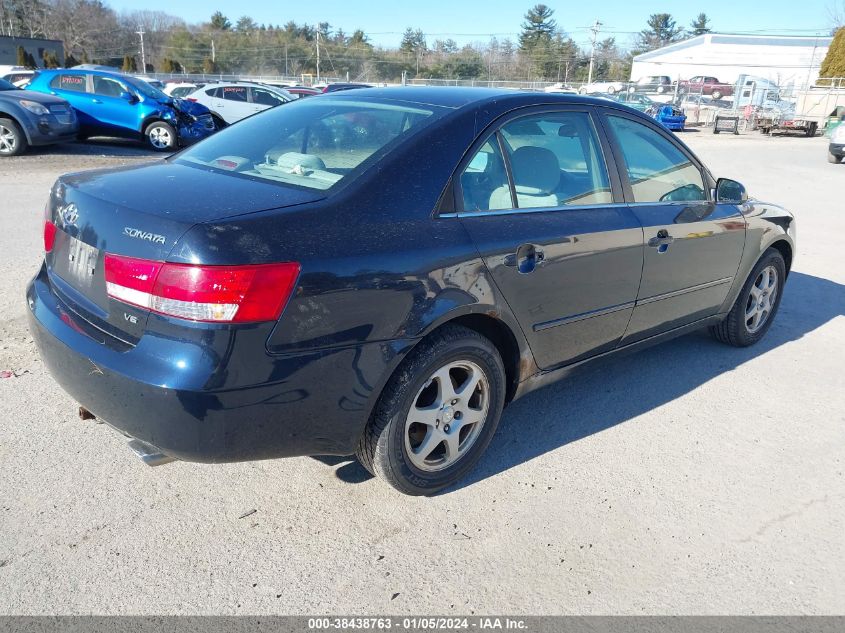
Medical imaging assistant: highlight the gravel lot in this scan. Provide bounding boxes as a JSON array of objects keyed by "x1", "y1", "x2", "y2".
[{"x1": 0, "y1": 131, "x2": 843, "y2": 615}]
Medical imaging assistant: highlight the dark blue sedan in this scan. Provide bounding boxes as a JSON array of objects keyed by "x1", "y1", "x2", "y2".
[{"x1": 27, "y1": 88, "x2": 795, "y2": 494}]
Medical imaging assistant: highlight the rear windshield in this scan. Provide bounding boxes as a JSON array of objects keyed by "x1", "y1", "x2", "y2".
[{"x1": 176, "y1": 97, "x2": 446, "y2": 191}]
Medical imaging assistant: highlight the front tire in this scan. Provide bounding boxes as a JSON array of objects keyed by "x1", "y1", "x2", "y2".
[
  {"x1": 829, "y1": 150, "x2": 843, "y2": 164},
  {"x1": 356, "y1": 325, "x2": 506, "y2": 495},
  {"x1": 710, "y1": 248, "x2": 786, "y2": 347},
  {"x1": 711, "y1": 90, "x2": 722, "y2": 100},
  {"x1": 0, "y1": 117, "x2": 27, "y2": 157},
  {"x1": 145, "y1": 121, "x2": 177, "y2": 152}
]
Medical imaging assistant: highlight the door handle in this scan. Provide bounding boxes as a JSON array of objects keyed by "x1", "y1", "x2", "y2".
[
  {"x1": 92, "y1": 99, "x2": 102, "y2": 104},
  {"x1": 504, "y1": 244, "x2": 544, "y2": 274},
  {"x1": 648, "y1": 229, "x2": 675, "y2": 252}
]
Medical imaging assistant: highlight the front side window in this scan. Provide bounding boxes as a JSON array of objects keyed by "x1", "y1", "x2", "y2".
[
  {"x1": 51, "y1": 74, "x2": 87, "y2": 92},
  {"x1": 251, "y1": 87, "x2": 285, "y2": 107},
  {"x1": 606, "y1": 116, "x2": 706, "y2": 203},
  {"x1": 177, "y1": 98, "x2": 444, "y2": 191},
  {"x1": 93, "y1": 76, "x2": 126, "y2": 98}
]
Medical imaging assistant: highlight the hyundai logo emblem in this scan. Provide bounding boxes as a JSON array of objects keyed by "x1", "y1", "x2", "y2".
[{"x1": 62, "y1": 203, "x2": 79, "y2": 227}]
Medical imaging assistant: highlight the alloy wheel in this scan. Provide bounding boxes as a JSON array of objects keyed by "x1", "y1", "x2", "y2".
[
  {"x1": 149, "y1": 127, "x2": 172, "y2": 149},
  {"x1": 403, "y1": 360, "x2": 490, "y2": 472},
  {"x1": 745, "y1": 265, "x2": 778, "y2": 334},
  {"x1": 0, "y1": 125, "x2": 17, "y2": 154}
]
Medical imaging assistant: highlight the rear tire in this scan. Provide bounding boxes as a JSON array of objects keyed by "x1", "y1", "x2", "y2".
[
  {"x1": 0, "y1": 117, "x2": 27, "y2": 157},
  {"x1": 144, "y1": 121, "x2": 177, "y2": 151},
  {"x1": 711, "y1": 90, "x2": 722, "y2": 100},
  {"x1": 829, "y1": 151, "x2": 843, "y2": 164},
  {"x1": 710, "y1": 248, "x2": 786, "y2": 347},
  {"x1": 355, "y1": 325, "x2": 506, "y2": 495}
]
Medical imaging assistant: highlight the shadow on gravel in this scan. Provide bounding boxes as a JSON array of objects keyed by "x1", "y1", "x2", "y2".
[
  {"x1": 23, "y1": 138, "x2": 155, "y2": 158},
  {"x1": 320, "y1": 272, "x2": 845, "y2": 491}
]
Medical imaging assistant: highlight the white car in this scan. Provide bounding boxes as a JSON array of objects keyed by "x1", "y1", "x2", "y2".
[
  {"x1": 543, "y1": 82, "x2": 577, "y2": 94},
  {"x1": 133, "y1": 76, "x2": 166, "y2": 91},
  {"x1": 578, "y1": 80, "x2": 628, "y2": 95},
  {"x1": 185, "y1": 82, "x2": 293, "y2": 125},
  {"x1": 0, "y1": 68, "x2": 35, "y2": 88},
  {"x1": 164, "y1": 82, "x2": 199, "y2": 99}
]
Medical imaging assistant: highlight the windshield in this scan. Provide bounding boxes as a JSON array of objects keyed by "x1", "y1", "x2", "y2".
[
  {"x1": 125, "y1": 77, "x2": 169, "y2": 101},
  {"x1": 176, "y1": 97, "x2": 446, "y2": 191},
  {"x1": 0, "y1": 79, "x2": 15, "y2": 91}
]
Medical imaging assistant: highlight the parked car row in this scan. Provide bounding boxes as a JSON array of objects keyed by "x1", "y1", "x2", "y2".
[
  {"x1": 0, "y1": 67, "x2": 370, "y2": 156},
  {"x1": 576, "y1": 76, "x2": 736, "y2": 99}
]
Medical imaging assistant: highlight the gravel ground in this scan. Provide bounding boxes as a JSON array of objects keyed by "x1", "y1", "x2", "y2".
[{"x1": 0, "y1": 132, "x2": 842, "y2": 615}]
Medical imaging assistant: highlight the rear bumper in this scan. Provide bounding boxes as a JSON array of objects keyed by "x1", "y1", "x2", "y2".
[
  {"x1": 830, "y1": 143, "x2": 845, "y2": 157},
  {"x1": 27, "y1": 264, "x2": 412, "y2": 463}
]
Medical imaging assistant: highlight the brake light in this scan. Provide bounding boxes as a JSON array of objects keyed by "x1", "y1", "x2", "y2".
[
  {"x1": 186, "y1": 97, "x2": 198, "y2": 102},
  {"x1": 104, "y1": 254, "x2": 300, "y2": 323},
  {"x1": 44, "y1": 220, "x2": 57, "y2": 252}
]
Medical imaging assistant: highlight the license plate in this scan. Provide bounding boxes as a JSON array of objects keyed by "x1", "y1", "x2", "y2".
[{"x1": 62, "y1": 237, "x2": 100, "y2": 291}]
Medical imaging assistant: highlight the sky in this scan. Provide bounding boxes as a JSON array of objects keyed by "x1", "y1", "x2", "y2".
[{"x1": 109, "y1": 0, "x2": 838, "y2": 48}]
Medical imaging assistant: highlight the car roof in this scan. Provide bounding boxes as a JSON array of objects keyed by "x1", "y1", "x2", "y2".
[{"x1": 318, "y1": 86, "x2": 621, "y2": 111}]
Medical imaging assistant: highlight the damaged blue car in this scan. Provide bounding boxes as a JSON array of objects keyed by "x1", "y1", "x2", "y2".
[{"x1": 27, "y1": 69, "x2": 217, "y2": 151}]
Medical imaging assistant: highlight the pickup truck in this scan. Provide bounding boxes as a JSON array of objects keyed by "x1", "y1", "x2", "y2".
[{"x1": 678, "y1": 76, "x2": 734, "y2": 100}]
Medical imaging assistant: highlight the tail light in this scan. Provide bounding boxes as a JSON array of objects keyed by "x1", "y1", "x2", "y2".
[
  {"x1": 104, "y1": 254, "x2": 300, "y2": 323},
  {"x1": 44, "y1": 220, "x2": 57, "y2": 253},
  {"x1": 186, "y1": 97, "x2": 198, "y2": 102}
]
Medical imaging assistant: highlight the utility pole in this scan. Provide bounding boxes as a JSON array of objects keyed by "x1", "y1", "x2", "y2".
[
  {"x1": 211, "y1": 39, "x2": 216, "y2": 62},
  {"x1": 285, "y1": 43, "x2": 288, "y2": 76},
  {"x1": 315, "y1": 30, "x2": 321, "y2": 82},
  {"x1": 587, "y1": 20, "x2": 602, "y2": 86},
  {"x1": 136, "y1": 27, "x2": 146, "y2": 72}
]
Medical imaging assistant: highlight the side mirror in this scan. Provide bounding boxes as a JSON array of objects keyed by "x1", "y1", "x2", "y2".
[
  {"x1": 120, "y1": 91, "x2": 137, "y2": 103},
  {"x1": 715, "y1": 178, "x2": 748, "y2": 203}
]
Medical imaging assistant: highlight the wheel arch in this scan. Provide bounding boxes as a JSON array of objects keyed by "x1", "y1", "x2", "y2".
[
  {"x1": 768, "y1": 238, "x2": 793, "y2": 276},
  {"x1": 0, "y1": 109, "x2": 32, "y2": 144}
]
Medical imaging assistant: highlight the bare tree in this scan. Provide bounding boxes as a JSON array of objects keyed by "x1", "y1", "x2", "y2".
[{"x1": 830, "y1": 0, "x2": 845, "y2": 30}]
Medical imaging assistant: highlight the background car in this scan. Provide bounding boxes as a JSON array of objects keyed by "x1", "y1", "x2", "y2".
[
  {"x1": 0, "y1": 78, "x2": 77, "y2": 156},
  {"x1": 185, "y1": 81, "x2": 293, "y2": 125},
  {"x1": 26, "y1": 69, "x2": 216, "y2": 151},
  {"x1": 321, "y1": 82, "x2": 372, "y2": 93},
  {"x1": 543, "y1": 82, "x2": 578, "y2": 94},
  {"x1": 164, "y1": 82, "x2": 201, "y2": 98},
  {"x1": 285, "y1": 86, "x2": 320, "y2": 99},
  {"x1": 1, "y1": 68, "x2": 37, "y2": 88},
  {"x1": 678, "y1": 76, "x2": 734, "y2": 100},
  {"x1": 28, "y1": 88, "x2": 794, "y2": 495},
  {"x1": 646, "y1": 103, "x2": 687, "y2": 131},
  {"x1": 609, "y1": 91, "x2": 657, "y2": 112},
  {"x1": 578, "y1": 80, "x2": 627, "y2": 94},
  {"x1": 632, "y1": 75, "x2": 673, "y2": 93},
  {"x1": 133, "y1": 76, "x2": 166, "y2": 91},
  {"x1": 828, "y1": 118, "x2": 845, "y2": 163}
]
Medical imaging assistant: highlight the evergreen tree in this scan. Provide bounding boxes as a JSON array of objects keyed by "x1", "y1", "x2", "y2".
[
  {"x1": 210, "y1": 11, "x2": 231, "y2": 30},
  {"x1": 121, "y1": 54, "x2": 137, "y2": 72},
  {"x1": 16, "y1": 46, "x2": 27, "y2": 66},
  {"x1": 519, "y1": 4, "x2": 557, "y2": 51},
  {"x1": 819, "y1": 27, "x2": 845, "y2": 82},
  {"x1": 690, "y1": 13, "x2": 711, "y2": 36},
  {"x1": 636, "y1": 14, "x2": 684, "y2": 52}
]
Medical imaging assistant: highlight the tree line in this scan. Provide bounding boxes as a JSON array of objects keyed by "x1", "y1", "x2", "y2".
[{"x1": 3, "y1": 0, "x2": 837, "y2": 83}]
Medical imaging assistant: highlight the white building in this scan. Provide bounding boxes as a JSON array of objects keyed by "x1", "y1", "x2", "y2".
[{"x1": 631, "y1": 34, "x2": 833, "y2": 90}]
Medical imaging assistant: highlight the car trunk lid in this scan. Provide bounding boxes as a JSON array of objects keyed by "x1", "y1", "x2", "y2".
[{"x1": 46, "y1": 161, "x2": 323, "y2": 344}]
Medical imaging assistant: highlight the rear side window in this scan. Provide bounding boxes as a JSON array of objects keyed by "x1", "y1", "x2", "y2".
[
  {"x1": 205, "y1": 87, "x2": 219, "y2": 97},
  {"x1": 222, "y1": 86, "x2": 247, "y2": 102},
  {"x1": 606, "y1": 116, "x2": 705, "y2": 203},
  {"x1": 460, "y1": 139, "x2": 511, "y2": 211},
  {"x1": 51, "y1": 74, "x2": 87, "y2": 92}
]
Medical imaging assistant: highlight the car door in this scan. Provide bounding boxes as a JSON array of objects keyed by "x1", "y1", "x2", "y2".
[
  {"x1": 249, "y1": 86, "x2": 286, "y2": 116},
  {"x1": 217, "y1": 85, "x2": 252, "y2": 123},
  {"x1": 455, "y1": 107, "x2": 644, "y2": 370},
  {"x1": 90, "y1": 75, "x2": 136, "y2": 137},
  {"x1": 601, "y1": 112, "x2": 746, "y2": 343}
]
